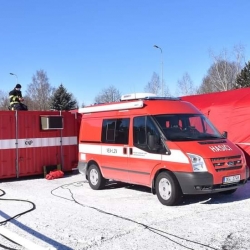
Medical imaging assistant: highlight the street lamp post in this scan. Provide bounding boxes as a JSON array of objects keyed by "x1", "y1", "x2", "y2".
[
  {"x1": 9, "y1": 72, "x2": 19, "y2": 178},
  {"x1": 10, "y1": 72, "x2": 18, "y2": 85},
  {"x1": 153, "y1": 45, "x2": 164, "y2": 96}
]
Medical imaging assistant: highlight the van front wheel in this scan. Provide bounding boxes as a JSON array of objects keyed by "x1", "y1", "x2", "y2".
[
  {"x1": 155, "y1": 172, "x2": 182, "y2": 206},
  {"x1": 88, "y1": 164, "x2": 106, "y2": 190}
]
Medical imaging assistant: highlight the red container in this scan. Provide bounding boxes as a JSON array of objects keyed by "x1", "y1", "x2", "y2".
[{"x1": 0, "y1": 111, "x2": 79, "y2": 179}]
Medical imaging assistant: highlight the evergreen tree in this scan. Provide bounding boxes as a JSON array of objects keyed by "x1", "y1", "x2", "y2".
[
  {"x1": 234, "y1": 61, "x2": 250, "y2": 88},
  {"x1": 50, "y1": 84, "x2": 78, "y2": 110}
]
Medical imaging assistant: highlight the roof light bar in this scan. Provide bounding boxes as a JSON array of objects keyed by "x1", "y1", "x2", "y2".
[
  {"x1": 120, "y1": 92, "x2": 157, "y2": 101},
  {"x1": 78, "y1": 100, "x2": 144, "y2": 114}
]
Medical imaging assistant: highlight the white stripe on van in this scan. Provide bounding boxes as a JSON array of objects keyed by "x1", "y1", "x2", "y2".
[
  {"x1": 0, "y1": 136, "x2": 77, "y2": 149},
  {"x1": 132, "y1": 148, "x2": 189, "y2": 163},
  {"x1": 162, "y1": 150, "x2": 189, "y2": 163},
  {"x1": 79, "y1": 144, "x2": 102, "y2": 155},
  {"x1": 236, "y1": 142, "x2": 250, "y2": 145},
  {"x1": 79, "y1": 143, "x2": 189, "y2": 163}
]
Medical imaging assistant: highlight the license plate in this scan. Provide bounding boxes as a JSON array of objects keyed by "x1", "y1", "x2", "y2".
[{"x1": 223, "y1": 175, "x2": 240, "y2": 184}]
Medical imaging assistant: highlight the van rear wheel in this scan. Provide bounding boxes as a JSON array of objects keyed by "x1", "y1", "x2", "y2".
[
  {"x1": 155, "y1": 171, "x2": 182, "y2": 206},
  {"x1": 88, "y1": 164, "x2": 106, "y2": 190}
]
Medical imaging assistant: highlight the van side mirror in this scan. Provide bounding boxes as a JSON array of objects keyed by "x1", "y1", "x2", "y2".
[{"x1": 222, "y1": 131, "x2": 228, "y2": 138}]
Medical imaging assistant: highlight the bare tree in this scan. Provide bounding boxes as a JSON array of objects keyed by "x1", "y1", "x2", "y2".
[
  {"x1": 176, "y1": 73, "x2": 196, "y2": 96},
  {"x1": 197, "y1": 75, "x2": 217, "y2": 94},
  {"x1": 164, "y1": 84, "x2": 172, "y2": 97},
  {"x1": 26, "y1": 70, "x2": 55, "y2": 110},
  {"x1": 145, "y1": 72, "x2": 171, "y2": 96},
  {"x1": 198, "y1": 45, "x2": 245, "y2": 93},
  {"x1": 198, "y1": 60, "x2": 239, "y2": 93},
  {"x1": 232, "y1": 44, "x2": 245, "y2": 74},
  {"x1": 0, "y1": 90, "x2": 9, "y2": 110},
  {"x1": 144, "y1": 72, "x2": 161, "y2": 95},
  {"x1": 22, "y1": 96, "x2": 34, "y2": 111},
  {"x1": 94, "y1": 85, "x2": 121, "y2": 103}
]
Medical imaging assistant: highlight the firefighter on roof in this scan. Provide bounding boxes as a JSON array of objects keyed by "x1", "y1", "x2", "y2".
[{"x1": 9, "y1": 84, "x2": 27, "y2": 110}]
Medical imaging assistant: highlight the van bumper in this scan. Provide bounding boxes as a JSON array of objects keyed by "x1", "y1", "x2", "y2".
[{"x1": 174, "y1": 172, "x2": 248, "y2": 195}]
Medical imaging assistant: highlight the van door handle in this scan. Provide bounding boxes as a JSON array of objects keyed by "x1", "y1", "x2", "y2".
[{"x1": 123, "y1": 147, "x2": 127, "y2": 154}]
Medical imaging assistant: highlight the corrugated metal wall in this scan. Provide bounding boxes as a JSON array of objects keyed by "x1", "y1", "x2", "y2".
[
  {"x1": 0, "y1": 111, "x2": 79, "y2": 179},
  {"x1": 0, "y1": 111, "x2": 16, "y2": 178}
]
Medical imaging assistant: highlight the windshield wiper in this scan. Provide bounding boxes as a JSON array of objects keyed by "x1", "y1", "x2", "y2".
[{"x1": 198, "y1": 134, "x2": 222, "y2": 139}]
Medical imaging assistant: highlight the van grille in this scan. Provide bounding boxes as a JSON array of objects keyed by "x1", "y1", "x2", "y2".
[{"x1": 210, "y1": 155, "x2": 242, "y2": 172}]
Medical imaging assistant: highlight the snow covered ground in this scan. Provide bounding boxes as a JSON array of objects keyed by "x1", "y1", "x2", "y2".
[{"x1": 0, "y1": 173, "x2": 250, "y2": 250}]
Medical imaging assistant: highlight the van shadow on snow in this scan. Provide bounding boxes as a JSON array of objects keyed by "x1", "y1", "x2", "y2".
[
  {"x1": 6, "y1": 174, "x2": 247, "y2": 207},
  {"x1": 104, "y1": 180, "x2": 151, "y2": 193},
  {"x1": 182, "y1": 184, "x2": 250, "y2": 205},
  {"x1": 103, "y1": 180, "x2": 250, "y2": 206}
]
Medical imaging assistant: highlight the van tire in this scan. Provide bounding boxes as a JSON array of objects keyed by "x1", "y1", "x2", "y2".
[
  {"x1": 88, "y1": 164, "x2": 106, "y2": 190},
  {"x1": 155, "y1": 171, "x2": 182, "y2": 206}
]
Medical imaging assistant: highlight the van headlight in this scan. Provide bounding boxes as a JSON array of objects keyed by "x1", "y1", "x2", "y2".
[{"x1": 187, "y1": 153, "x2": 207, "y2": 172}]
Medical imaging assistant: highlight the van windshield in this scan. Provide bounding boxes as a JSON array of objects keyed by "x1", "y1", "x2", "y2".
[{"x1": 153, "y1": 114, "x2": 223, "y2": 141}]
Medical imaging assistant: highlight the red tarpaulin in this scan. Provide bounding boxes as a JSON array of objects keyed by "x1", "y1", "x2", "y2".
[{"x1": 182, "y1": 87, "x2": 250, "y2": 166}]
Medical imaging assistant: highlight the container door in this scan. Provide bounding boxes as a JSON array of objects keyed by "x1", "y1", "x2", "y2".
[
  {"x1": 0, "y1": 112, "x2": 16, "y2": 179},
  {"x1": 17, "y1": 112, "x2": 61, "y2": 177}
]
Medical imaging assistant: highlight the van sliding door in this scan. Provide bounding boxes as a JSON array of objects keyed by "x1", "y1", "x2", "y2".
[{"x1": 100, "y1": 118, "x2": 130, "y2": 182}]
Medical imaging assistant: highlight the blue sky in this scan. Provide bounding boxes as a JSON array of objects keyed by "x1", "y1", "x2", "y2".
[{"x1": 1, "y1": 0, "x2": 250, "y2": 105}]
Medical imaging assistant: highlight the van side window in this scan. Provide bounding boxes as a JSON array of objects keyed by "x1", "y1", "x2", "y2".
[
  {"x1": 101, "y1": 118, "x2": 130, "y2": 144},
  {"x1": 133, "y1": 116, "x2": 164, "y2": 153}
]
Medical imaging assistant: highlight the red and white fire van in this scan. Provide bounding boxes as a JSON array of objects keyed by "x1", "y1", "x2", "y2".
[{"x1": 77, "y1": 93, "x2": 249, "y2": 206}]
